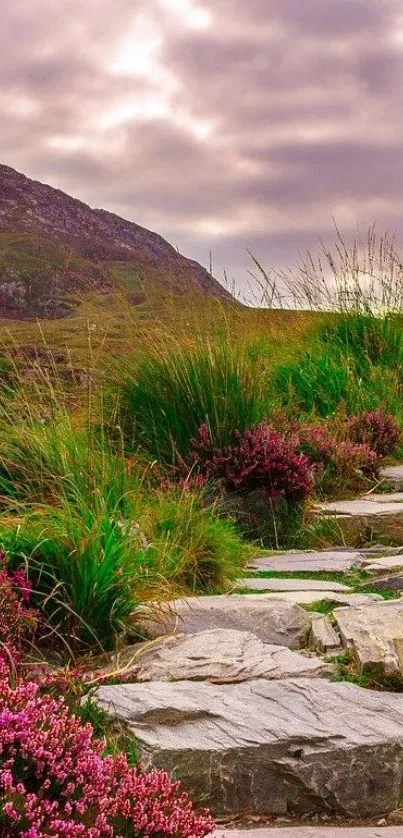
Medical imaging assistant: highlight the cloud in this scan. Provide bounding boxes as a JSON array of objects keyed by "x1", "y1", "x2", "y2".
[{"x1": 1, "y1": 0, "x2": 403, "y2": 294}]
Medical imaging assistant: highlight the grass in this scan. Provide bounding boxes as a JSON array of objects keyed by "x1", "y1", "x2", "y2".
[
  {"x1": 118, "y1": 339, "x2": 269, "y2": 463},
  {"x1": 2, "y1": 226, "x2": 403, "y2": 660}
]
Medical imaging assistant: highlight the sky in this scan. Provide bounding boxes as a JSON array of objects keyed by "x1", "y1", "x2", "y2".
[{"x1": 2, "y1": 0, "x2": 403, "y2": 297}]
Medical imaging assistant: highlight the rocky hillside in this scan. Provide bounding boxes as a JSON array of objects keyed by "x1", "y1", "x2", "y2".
[{"x1": 0, "y1": 164, "x2": 231, "y2": 318}]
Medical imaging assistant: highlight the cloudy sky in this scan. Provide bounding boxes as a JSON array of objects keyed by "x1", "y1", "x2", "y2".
[{"x1": 2, "y1": 0, "x2": 403, "y2": 294}]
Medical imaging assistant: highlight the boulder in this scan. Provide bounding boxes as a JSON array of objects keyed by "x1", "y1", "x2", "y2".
[
  {"x1": 334, "y1": 600, "x2": 403, "y2": 675},
  {"x1": 130, "y1": 629, "x2": 330, "y2": 683},
  {"x1": 135, "y1": 595, "x2": 311, "y2": 648},
  {"x1": 94, "y1": 677, "x2": 403, "y2": 817}
]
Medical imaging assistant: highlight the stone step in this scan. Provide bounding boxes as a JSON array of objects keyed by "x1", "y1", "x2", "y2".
[
  {"x1": 244, "y1": 592, "x2": 382, "y2": 606},
  {"x1": 381, "y1": 464, "x2": 403, "y2": 491},
  {"x1": 248, "y1": 551, "x2": 366, "y2": 574},
  {"x1": 316, "y1": 496, "x2": 403, "y2": 544},
  {"x1": 119, "y1": 628, "x2": 332, "y2": 683},
  {"x1": 94, "y1": 677, "x2": 403, "y2": 818},
  {"x1": 134, "y1": 595, "x2": 311, "y2": 647},
  {"x1": 333, "y1": 599, "x2": 403, "y2": 675},
  {"x1": 235, "y1": 578, "x2": 352, "y2": 593},
  {"x1": 215, "y1": 828, "x2": 403, "y2": 837}
]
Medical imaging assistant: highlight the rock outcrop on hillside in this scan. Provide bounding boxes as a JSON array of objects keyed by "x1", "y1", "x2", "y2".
[{"x1": 0, "y1": 164, "x2": 231, "y2": 318}]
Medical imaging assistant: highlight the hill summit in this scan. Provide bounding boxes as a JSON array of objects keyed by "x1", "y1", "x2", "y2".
[{"x1": 0, "y1": 164, "x2": 230, "y2": 318}]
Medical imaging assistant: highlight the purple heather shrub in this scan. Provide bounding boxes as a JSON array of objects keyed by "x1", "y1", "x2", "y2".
[
  {"x1": 296, "y1": 423, "x2": 380, "y2": 495},
  {"x1": 191, "y1": 422, "x2": 313, "y2": 502},
  {"x1": 0, "y1": 553, "x2": 215, "y2": 838},
  {"x1": 347, "y1": 409, "x2": 400, "y2": 457}
]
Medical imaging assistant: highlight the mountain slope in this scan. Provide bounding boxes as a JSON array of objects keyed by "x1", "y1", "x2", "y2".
[{"x1": 0, "y1": 164, "x2": 231, "y2": 318}]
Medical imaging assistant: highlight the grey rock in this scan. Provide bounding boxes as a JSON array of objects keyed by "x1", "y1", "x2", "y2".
[
  {"x1": 94, "y1": 677, "x2": 403, "y2": 817},
  {"x1": 363, "y1": 574, "x2": 403, "y2": 591},
  {"x1": 381, "y1": 465, "x2": 403, "y2": 492},
  {"x1": 309, "y1": 615, "x2": 342, "y2": 654},
  {"x1": 132, "y1": 629, "x2": 331, "y2": 683},
  {"x1": 251, "y1": 592, "x2": 382, "y2": 606},
  {"x1": 316, "y1": 497, "x2": 403, "y2": 545},
  {"x1": 318, "y1": 499, "x2": 403, "y2": 516},
  {"x1": 334, "y1": 600, "x2": 403, "y2": 675},
  {"x1": 362, "y1": 493, "x2": 403, "y2": 504},
  {"x1": 135, "y1": 595, "x2": 311, "y2": 648},
  {"x1": 215, "y1": 828, "x2": 403, "y2": 837},
  {"x1": 248, "y1": 551, "x2": 365, "y2": 573},
  {"x1": 235, "y1": 578, "x2": 351, "y2": 592},
  {"x1": 364, "y1": 555, "x2": 403, "y2": 571}
]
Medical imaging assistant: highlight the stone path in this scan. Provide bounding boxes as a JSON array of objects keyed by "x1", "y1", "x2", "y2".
[
  {"x1": 94, "y1": 485, "x2": 403, "y2": 824},
  {"x1": 215, "y1": 828, "x2": 403, "y2": 837},
  {"x1": 316, "y1": 495, "x2": 403, "y2": 543}
]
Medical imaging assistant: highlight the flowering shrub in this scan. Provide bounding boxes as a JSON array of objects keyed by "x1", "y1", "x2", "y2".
[
  {"x1": 0, "y1": 670, "x2": 214, "y2": 838},
  {"x1": 0, "y1": 553, "x2": 214, "y2": 838},
  {"x1": 0, "y1": 551, "x2": 37, "y2": 668},
  {"x1": 296, "y1": 424, "x2": 380, "y2": 496},
  {"x1": 347, "y1": 409, "x2": 400, "y2": 457},
  {"x1": 191, "y1": 423, "x2": 313, "y2": 502}
]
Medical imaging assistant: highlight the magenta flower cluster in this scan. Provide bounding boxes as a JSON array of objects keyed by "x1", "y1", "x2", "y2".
[
  {"x1": 191, "y1": 422, "x2": 313, "y2": 502},
  {"x1": 0, "y1": 551, "x2": 38, "y2": 669},
  {"x1": 348, "y1": 409, "x2": 400, "y2": 457},
  {"x1": 0, "y1": 555, "x2": 214, "y2": 838}
]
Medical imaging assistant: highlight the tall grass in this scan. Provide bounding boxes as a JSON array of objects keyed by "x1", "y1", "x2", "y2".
[
  {"x1": 118, "y1": 341, "x2": 269, "y2": 463},
  {"x1": 271, "y1": 311, "x2": 403, "y2": 421}
]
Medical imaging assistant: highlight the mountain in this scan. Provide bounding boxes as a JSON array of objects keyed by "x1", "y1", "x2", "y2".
[{"x1": 0, "y1": 164, "x2": 231, "y2": 318}]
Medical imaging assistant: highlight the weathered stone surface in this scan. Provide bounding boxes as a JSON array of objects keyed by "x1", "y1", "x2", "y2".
[
  {"x1": 381, "y1": 465, "x2": 403, "y2": 492},
  {"x1": 309, "y1": 615, "x2": 342, "y2": 654},
  {"x1": 363, "y1": 574, "x2": 403, "y2": 591},
  {"x1": 362, "y1": 493, "x2": 403, "y2": 504},
  {"x1": 253, "y1": 592, "x2": 382, "y2": 606},
  {"x1": 318, "y1": 499, "x2": 403, "y2": 516},
  {"x1": 215, "y1": 828, "x2": 403, "y2": 838},
  {"x1": 364, "y1": 555, "x2": 403, "y2": 572},
  {"x1": 235, "y1": 578, "x2": 351, "y2": 592},
  {"x1": 248, "y1": 551, "x2": 365, "y2": 573},
  {"x1": 95, "y1": 677, "x2": 403, "y2": 817},
  {"x1": 131, "y1": 629, "x2": 330, "y2": 683},
  {"x1": 135, "y1": 595, "x2": 311, "y2": 648},
  {"x1": 317, "y1": 498, "x2": 403, "y2": 545},
  {"x1": 334, "y1": 600, "x2": 403, "y2": 675}
]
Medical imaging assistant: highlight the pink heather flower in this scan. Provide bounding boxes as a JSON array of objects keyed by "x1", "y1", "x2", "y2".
[{"x1": 191, "y1": 422, "x2": 313, "y2": 502}]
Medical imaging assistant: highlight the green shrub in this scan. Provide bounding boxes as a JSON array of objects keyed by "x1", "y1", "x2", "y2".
[{"x1": 118, "y1": 342, "x2": 268, "y2": 463}]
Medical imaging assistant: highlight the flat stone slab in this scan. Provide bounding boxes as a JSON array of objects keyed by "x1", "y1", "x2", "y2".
[
  {"x1": 381, "y1": 464, "x2": 403, "y2": 491},
  {"x1": 317, "y1": 499, "x2": 403, "y2": 545},
  {"x1": 215, "y1": 828, "x2": 403, "y2": 837},
  {"x1": 364, "y1": 574, "x2": 403, "y2": 591},
  {"x1": 95, "y1": 677, "x2": 403, "y2": 817},
  {"x1": 128, "y1": 629, "x2": 330, "y2": 683},
  {"x1": 318, "y1": 499, "x2": 403, "y2": 517},
  {"x1": 334, "y1": 600, "x2": 403, "y2": 675},
  {"x1": 252, "y1": 592, "x2": 382, "y2": 606},
  {"x1": 248, "y1": 551, "x2": 365, "y2": 574},
  {"x1": 364, "y1": 555, "x2": 403, "y2": 571},
  {"x1": 236, "y1": 578, "x2": 351, "y2": 592},
  {"x1": 135, "y1": 595, "x2": 311, "y2": 648},
  {"x1": 362, "y1": 493, "x2": 403, "y2": 504}
]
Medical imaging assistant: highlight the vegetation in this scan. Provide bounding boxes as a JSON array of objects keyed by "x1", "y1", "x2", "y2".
[{"x1": 2, "y1": 227, "x2": 403, "y2": 827}]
